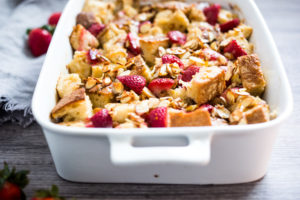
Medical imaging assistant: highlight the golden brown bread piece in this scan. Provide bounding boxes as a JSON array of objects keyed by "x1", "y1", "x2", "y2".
[
  {"x1": 168, "y1": 108, "x2": 212, "y2": 127},
  {"x1": 186, "y1": 66, "x2": 226, "y2": 105},
  {"x1": 51, "y1": 88, "x2": 93, "y2": 122},
  {"x1": 244, "y1": 105, "x2": 270, "y2": 124},
  {"x1": 56, "y1": 73, "x2": 82, "y2": 98},
  {"x1": 236, "y1": 54, "x2": 266, "y2": 96},
  {"x1": 140, "y1": 35, "x2": 169, "y2": 65},
  {"x1": 67, "y1": 51, "x2": 91, "y2": 80}
]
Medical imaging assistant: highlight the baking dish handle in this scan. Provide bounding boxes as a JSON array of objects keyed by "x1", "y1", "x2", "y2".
[{"x1": 109, "y1": 132, "x2": 212, "y2": 166}]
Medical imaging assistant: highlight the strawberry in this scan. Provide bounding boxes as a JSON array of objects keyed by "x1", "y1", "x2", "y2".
[
  {"x1": 88, "y1": 23, "x2": 105, "y2": 37},
  {"x1": 48, "y1": 12, "x2": 61, "y2": 26},
  {"x1": 28, "y1": 28, "x2": 52, "y2": 57},
  {"x1": 162, "y1": 54, "x2": 184, "y2": 69},
  {"x1": 117, "y1": 75, "x2": 146, "y2": 94},
  {"x1": 223, "y1": 40, "x2": 247, "y2": 58},
  {"x1": 167, "y1": 31, "x2": 186, "y2": 45},
  {"x1": 32, "y1": 185, "x2": 65, "y2": 200},
  {"x1": 146, "y1": 107, "x2": 168, "y2": 127},
  {"x1": 148, "y1": 78, "x2": 175, "y2": 96},
  {"x1": 0, "y1": 162, "x2": 29, "y2": 200},
  {"x1": 181, "y1": 65, "x2": 200, "y2": 82},
  {"x1": 126, "y1": 32, "x2": 141, "y2": 55},
  {"x1": 220, "y1": 18, "x2": 240, "y2": 32},
  {"x1": 87, "y1": 49, "x2": 101, "y2": 65},
  {"x1": 203, "y1": 4, "x2": 221, "y2": 25},
  {"x1": 90, "y1": 109, "x2": 113, "y2": 128},
  {"x1": 199, "y1": 104, "x2": 214, "y2": 113}
]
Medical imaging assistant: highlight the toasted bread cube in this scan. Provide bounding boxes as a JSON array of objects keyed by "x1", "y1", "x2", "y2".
[
  {"x1": 168, "y1": 108, "x2": 212, "y2": 127},
  {"x1": 140, "y1": 35, "x2": 169, "y2": 64},
  {"x1": 218, "y1": 9, "x2": 234, "y2": 24},
  {"x1": 69, "y1": 24, "x2": 99, "y2": 51},
  {"x1": 99, "y1": 24, "x2": 127, "y2": 47},
  {"x1": 56, "y1": 73, "x2": 82, "y2": 98},
  {"x1": 51, "y1": 88, "x2": 93, "y2": 122},
  {"x1": 188, "y1": 6, "x2": 206, "y2": 22},
  {"x1": 67, "y1": 51, "x2": 91, "y2": 80},
  {"x1": 154, "y1": 10, "x2": 189, "y2": 33},
  {"x1": 244, "y1": 105, "x2": 270, "y2": 124},
  {"x1": 236, "y1": 54, "x2": 266, "y2": 96},
  {"x1": 186, "y1": 66, "x2": 226, "y2": 105},
  {"x1": 88, "y1": 88, "x2": 114, "y2": 108},
  {"x1": 129, "y1": 55, "x2": 152, "y2": 81},
  {"x1": 82, "y1": 0, "x2": 115, "y2": 24},
  {"x1": 105, "y1": 103, "x2": 135, "y2": 123},
  {"x1": 104, "y1": 46, "x2": 127, "y2": 65}
]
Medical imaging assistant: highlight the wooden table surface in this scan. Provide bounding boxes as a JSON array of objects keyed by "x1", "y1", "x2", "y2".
[{"x1": 1, "y1": 0, "x2": 300, "y2": 199}]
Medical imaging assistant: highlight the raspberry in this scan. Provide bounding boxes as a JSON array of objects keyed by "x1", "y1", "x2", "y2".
[{"x1": 117, "y1": 75, "x2": 146, "y2": 94}]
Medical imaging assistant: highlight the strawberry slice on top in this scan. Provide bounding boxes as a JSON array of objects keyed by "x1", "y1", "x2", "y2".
[
  {"x1": 220, "y1": 18, "x2": 240, "y2": 32},
  {"x1": 181, "y1": 65, "x2": 200, "y2": 82},
  {"x1": 117, "y1": 75, "x2": 146, "y2": 94},
  {"x1": 162, "y1": 54, "x2": 184, "y2": 69},
  {"x1": 223, "y1": 40, "x2": 247, "y2": 58},
  {"x1": 148, "y1": 78, "x2": 175, "y2": 97},
  {"x1": 146, "y1": 107, "x2": 168, "y2": 127},
  {"x1": 203, "y1": 4, "x2": 221, "y2": 25}
]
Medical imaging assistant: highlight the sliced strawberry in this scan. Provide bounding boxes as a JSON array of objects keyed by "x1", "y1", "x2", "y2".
[
  {"x1": 199, "y1": 104, "x2": 214, "y2": 113},
  {"x1": 146, "y1": 107, "x2": 168, "y2": 127},
  {"x1": 28, "y1": 28, "x2": 52, "y2": 57},
  {"x1": 88, "y1": 23, "x2": 105, "y2": 37},
  {"x1": 203, "y1": 4, "x2": 221, "y2": 25},
  {"x1": 126, "y1": 32, "x2": 141, "y2": 55},
  {"x1": 181, "y1": 65, "x2": 200, "y2": 82},
  {"x1": 48, "y1": 12, "x2": 61, "y2": 26},
  {"x1": 167, "y1": 31, "x2": 186, "y2": 45},
  {"x1": 117, "y1": 75, "x2": 146, "y2": 94},
  {"x1": 162, "y1": 54, "x2": 184, "y2": 69},
  {"x1": 90, "y1": 109, "x2": 113, "y2": 128},
  {"x1": 148, "y1": 78, "x2": 175, "y2": 96},
  {"x1": 223, "y1": 40, "x2": 247, "y2": 58},
  {"x1": 220, "y1": 18, "x2": 240, "y2": 32}
]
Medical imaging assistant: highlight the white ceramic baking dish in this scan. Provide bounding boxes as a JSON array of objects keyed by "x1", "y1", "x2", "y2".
[{"x1": 32, "y1": 0, "x2": 293, "y2": 184}]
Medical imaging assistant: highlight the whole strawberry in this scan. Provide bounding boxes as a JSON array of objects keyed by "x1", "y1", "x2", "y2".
[
  {"x1": 90, "y1": 109, "x2": 113, "y2": 128},
  {"x1": 146, "y1": 107, "x2": 168, "y2": 127},
  {"x1": 48, "y1": 12, "x2": 62, "y2": 26},
  {"x1": 28, "y1": 28, "x2": 52, "y2": 57},
  {"x1": 181, "y1": 65, "x2": 200, "y2": 82},
  {"x1": 148, "y1": 78, "x2": 175, "y2": 97},
  {"x1": 0, "y1": 162, "x2": 29, "y2": 200},
  {"x1": 117, "y1": 75, "x2": 146, "y2": 94},
  {"x1": 32, "y1": 185, "x2": 65, "y2": 200}
]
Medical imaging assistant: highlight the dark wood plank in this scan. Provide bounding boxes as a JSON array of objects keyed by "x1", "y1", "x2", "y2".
[{"x1": 1, "y1": 0, "x2": 300, "y2": 199}]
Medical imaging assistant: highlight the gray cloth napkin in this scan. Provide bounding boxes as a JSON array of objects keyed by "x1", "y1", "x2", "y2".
[{"x1": 0, "y1": 0, "x2": 68, "y2": 127}]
